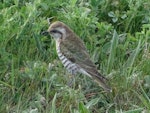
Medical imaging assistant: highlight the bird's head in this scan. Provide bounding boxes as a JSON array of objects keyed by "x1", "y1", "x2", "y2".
[{"x1": 42, "y1": 21, "x2": 71, "y2": 40}]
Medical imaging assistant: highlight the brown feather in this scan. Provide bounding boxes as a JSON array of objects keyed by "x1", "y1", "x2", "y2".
[{"x1": 48, "y1": 21, "x2": 112, "y2": 92}]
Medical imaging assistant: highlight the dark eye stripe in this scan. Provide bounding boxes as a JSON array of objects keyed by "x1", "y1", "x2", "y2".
[{"x1": 50, "y1": 29, "x2": 62, "y2": 35}]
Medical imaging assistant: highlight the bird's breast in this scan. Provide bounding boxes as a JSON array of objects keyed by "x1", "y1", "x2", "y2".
[{"x1": 56, "y1": 42, "x2": 79, "y2": 75}]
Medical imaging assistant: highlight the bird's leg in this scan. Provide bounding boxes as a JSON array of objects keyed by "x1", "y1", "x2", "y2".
[{"x1": 67, "y1": 74, "x2": 75, "y2": 87}]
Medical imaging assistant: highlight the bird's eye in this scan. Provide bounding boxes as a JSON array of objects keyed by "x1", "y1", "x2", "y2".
[
  {"x1": 50, "y1": 29, "x2": 59, "y2": 33},
  {"x1": 49, "y1": 29, "x2": 63, "y2": 39}
]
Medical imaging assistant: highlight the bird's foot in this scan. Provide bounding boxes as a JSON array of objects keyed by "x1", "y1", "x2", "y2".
[{"x1": 67, "y1": 76, "x2": 75, "y2": 87}]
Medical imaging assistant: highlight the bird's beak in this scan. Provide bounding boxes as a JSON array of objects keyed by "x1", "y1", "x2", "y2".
[{"x1": 40, "y1": 31, "x2": 49, "y2": 36}]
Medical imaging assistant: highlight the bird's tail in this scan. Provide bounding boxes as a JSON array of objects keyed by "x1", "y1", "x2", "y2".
[{"x1": 87, "y1": 71, "x2": 112, "y2": 92}]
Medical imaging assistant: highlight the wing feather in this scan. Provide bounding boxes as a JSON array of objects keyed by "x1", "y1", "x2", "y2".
[{"x1": 59, "y1": 35, "x2": 111, "y2": 92}]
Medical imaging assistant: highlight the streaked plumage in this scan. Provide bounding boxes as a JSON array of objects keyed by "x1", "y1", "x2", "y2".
[{"x1": 43, "y1": 21, "x2": 111, "y2": 92}]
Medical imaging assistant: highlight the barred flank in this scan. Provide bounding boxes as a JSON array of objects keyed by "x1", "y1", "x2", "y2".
[{"x1": 57, "y1": 46, "x2": 78, "y2": 75}]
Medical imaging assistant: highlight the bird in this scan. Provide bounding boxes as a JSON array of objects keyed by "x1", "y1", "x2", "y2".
[{"x1": 42, "y1": 21, "x2": 111, "y2": 92}]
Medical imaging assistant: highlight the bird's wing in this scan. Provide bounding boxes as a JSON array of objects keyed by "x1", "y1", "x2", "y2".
[
  {"x1": 60, "y1": 36, "x2": 96, "y2": 70},
  {"x1": 60, "y1": 36, "x2": 111, "y2": 92}
]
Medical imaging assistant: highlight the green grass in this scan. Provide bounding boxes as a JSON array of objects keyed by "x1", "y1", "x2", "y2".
[{"x1": 0, "y1": 0, "x2": 150, "y2": 112}]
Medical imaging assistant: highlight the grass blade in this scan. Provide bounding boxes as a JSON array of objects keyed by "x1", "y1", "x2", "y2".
[{"x1": 107, "y1": 30, "x2": 119, "y2": 73}]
